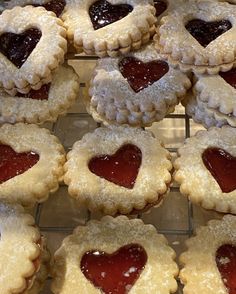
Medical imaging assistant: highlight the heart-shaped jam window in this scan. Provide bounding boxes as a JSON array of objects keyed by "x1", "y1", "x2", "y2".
[
  {"x1": 0, "y1": 144, "x2": 39, "y2": 184},
  {"x1": 119, "y1": 57, "x2": 169, "y2": 93},
  {"x1": 89, "y1": 0, "x2": 133, "y2": 30},
  {"x1": 220, "y1": 68, "x2": 236, "y2": 89},
  {"x1": 185, "y1": 19, "x2": 232, "y2": 47},
  {"x1": 0, "y1": 28, "x2": 42, "y2": 68},
  {"x1": 16, "y1": 83, "x2": 50, "y2": 100},
  {"x1": 216, "y1": 244, "x2": 236, "y2": 294},
  {"x1": 88, "y1": 144, "x2": 142, "y2": 189},
  {"x1": 80, "y1": 244, "x2": 147, "y2": 294},
  {"x1": 202, "y1": 147, "x2": 236, "y2": 193},
  {"x1": 154, "y1": 0, "x2": 168, "y2": 17},
  {"x1": 31, "y1": 0, "x2": 66, "y2": 17}
]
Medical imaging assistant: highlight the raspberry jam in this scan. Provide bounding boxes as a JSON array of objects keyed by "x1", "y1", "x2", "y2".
[
  {"x1": 81, "y1": 244, "x2": 147, "y2": 294},
  {"x1": 16, "y1": 83, "x2": 50, "y2": 100},
  {"x1": 185, "y1": 19, "x2": 232, "y2": 47},
  {"x1": 89, "y1": 0, "x2": 133, "y2": 30},
  {"x1": 220, "y1": 68, "x2": 236, "y2": 89},
  {"x1": 154, "y1": 0, "x2": 168, "y2": 17},
  {"x1": 119, "y1": 57, "x2": 169, "y2": 93},
  {"x1": 0, "y1": 28, "x2": 42, "y2": 68},
  {"x1": 32, "y1": 0, "x2": 66, "y2": 17},
  {"x1": 0, "y1": 144, "x2": 39, "y2": 184},
  {"x1": 216, "y1": 244, "x2": 236, "y2": 294},
  {"x1": 202, "y1": 147, "x2": 236, "y2": 193},
  {"x1": 88, "y1": 144, "x2": 142, "y2": 189}
]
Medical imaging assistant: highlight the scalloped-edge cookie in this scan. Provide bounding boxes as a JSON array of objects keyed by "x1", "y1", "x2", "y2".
[
  {"x1": 180, "y1": 215, "x2": 236, "y2": 294},
  {"x1": 51, "y1": 216, "x2": 178, "y2": 294},
  {"x1": 88, "y1": 44, "x2": 191, "y2": 127},
  {"x1": 0, "y1": 6, "x2": 67, "y2": 94},
  {"x1": 0, "y1": 64, "x2": 79, "y2": 124},
  {"x1": 0, "y1": 201, "x2": 48, "y2": 294},
  {"x1": 62, "y1": 0, "x2": 156, "y2": 57},
  {"x1": 155, "y1": 1, "x2": 236, "y2": 74},
  {"x1": 174, "y1": 126, "x2": 236, "y2": 214},
  {"x1": 64, "y1": 125, "x2": 172, "y2": 215},
  {"x1": 0, "y1": 123, "x2": 65, "y2": 206},
  {"x1": 6, "y1": 0, "x2": 66, "y2": 17}
]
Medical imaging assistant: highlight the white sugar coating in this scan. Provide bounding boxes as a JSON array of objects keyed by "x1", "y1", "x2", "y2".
[
  {"x1": 52, "y1": 216, "x2": 178, "y2": 294},
  {"x1": 180, "y1": 215, "x2": 236, "y2": 294},
  {"x1": 174, "y1": 125, "x2": 236, "y2": 214},
  {"x1": 156, "y1": 1, "x2": 236, "y2": 67},
  {"x1": 7, "y1": 0, "x2": 58, "y2": 9},
  {"x1": 64, "y1": 125, "x2": 172, "y2": 215},
  {"x1": 88, "y1": 43, "x2": 191, "y2": 126}
]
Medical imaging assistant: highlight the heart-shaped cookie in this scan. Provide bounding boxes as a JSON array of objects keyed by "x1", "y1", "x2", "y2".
[
  {"x1": 0, "y1": 144, "x2": 39, "y2": 184},
  {"x1": 81, "y1": 244, "x2": 147, "y2": 294},
  {"x1": 202, "y1": 147, "x2": 236, "y2": 193},
  {"x1": 119, "y1": 57, "x2": 169, "y2": 93},
  {"x1": 0, "y1": 28, "x2": 42, "y2": 68},
  {"x1": 89, "y1": 0, "x2": 133, "y2": 30},
  {"x1": 220, "y1": 68, "x2": 236, "y2": 89},
  {"x1": 216, "y1": 244, "x2": 236, "y2": 294},
  {"x1": 185, "y1": 19, "x2": 232, "y2": 47},
  {"x1": 88, "y1": 144, "x2": 142, "y2": 189}
]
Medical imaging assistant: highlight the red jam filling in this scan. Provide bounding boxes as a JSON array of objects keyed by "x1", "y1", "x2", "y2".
[
  {"x1": 154, "y1": 0, "x2": 168, "y2": 17},
  {"x1": 185, "y1": 19, "x2": 232, "y2": 47},
  {"x1": 202, "y1": 147, "x2": 236, "y2": 193},
  {"x1": 32, "y1": 0, "x2": 66, "y2": 17},
  {"x1": 216, "y1": 244, "x2": 236, "y2": 294},
  {"x1": 0, "y1": 28, "x2": 42, "y2": 68},
  {"x1": 119, "y1": 57, "x2": 169, "y2": 93},
  {"x1": 88, "y1": 144, "x2": 142, "y2": 189},
  {"x1": 220, "y1": 68, "x2": 236, "y2": 89},
  {"x1": 80, "y1": 244, "x2": 147, "y2": 294},
  {"x1": 0, "y1": 144, "x2": 39, "y2": 184},
  {"x1": 16, "y1": 83, "x2": 50, "y2": 100},
  {"x1": 89, "y1": 0, "x2": 133, "y2": 30}
]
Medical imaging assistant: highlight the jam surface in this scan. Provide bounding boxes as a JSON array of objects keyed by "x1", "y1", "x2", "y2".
[
  {"x1": 80, "y1": 244, "x2": 147, "y2": 294},
  {"x1": 0, "y1": 28, "x2": 42, "y2": 68},
  {"x1": 32, "y1": 0, "x2": 66, "y2": 17},
  {"x1": 16, "y1": 83, "x2": 50, "y2": 100},
  {"x1": 185, "y1": 19, "x2": 232, "y2": 47},
  {"x1": 220, "y1": 68, "x2": 236, "y2": 89},
  {"x1": 202, "y1": 147, "x2": 236, "y2": 193},
  {"x1": 119, "y1": 57, "x2": 169, "y2": 93},
  {"x1": 154, "y1": 0, "x2": 168, "y2": 17},
  {"x1": 89, "y1": 0, "x2": 133, "y2": 30},
  {"x1": 0, "y1": 144, "x2": 39, "y2": 184},
  {"x1": 216, "y1": 244, "x2": 236, "y2": 294},
  {"x1": 88, "y1": 144, "x2": 142, "y2": 189}
]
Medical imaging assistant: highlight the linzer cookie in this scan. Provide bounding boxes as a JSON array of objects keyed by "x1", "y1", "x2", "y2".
[
  {"x1": 62, "y1": 0, "x2": 156, "y2": 57},
  {"x1": 0, "y1": 123, "x2": 65, "y2": 206},
  {"x1": 174, "y1": 126, "x2": 236, "y2": 214},
  {"x1": 155, "y1": 1, "x2": 236, "y2": 74},
  {"x1": 51, "y1": 216, "x2": 178, "y2": 294},
  {"x1": 0, "y1": 201, "x2": 50, "y2": 294},
  {"x1": 180, "y1": 215, "x2": 236, "y2": 294},
  {"x1": 88, "y1": 44, "x2": 191, "y2": 126},
  {"x1": 0, "y1": 6, "x2": 67, "y2": 95},
  {"x1": 64, "y1": 125, "x2": 172, "y2": 215},
  {"x1": 0, "y1": 64, "x2": 79, "y2": 124}
]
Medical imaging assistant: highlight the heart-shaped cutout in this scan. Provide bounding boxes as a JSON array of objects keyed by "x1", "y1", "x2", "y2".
[
  {"x1": 16, "y1": 83, "x2": 50, "y2": 100},
  {"x1": 0, "y1": 144, "x2": 39, "y2": 184},
  {"x1": 216, "y1": 244, "x2": 236, "y2": 294},
  {"x1": 81, "y1": 244, "x2": 147, "y2": 294},
  {"x1": 220, "y1": 68, "x2": 236, "y2": 89},
  {"x1": 32, "y1": 0, "x2": 66, "y2": 17},
  {"x1": 154, "y1": 0, "x2": 168, "y2": 17},
  {"x1": 0, "y1": 28, "x2": 42, "y2": 68},
  {"x1": 119, "y1": 57, "x2": 169, "y2": 93},
  {"x1": 88, "y1": 144, "x2": 142, "y2": 189},
  {"x1": 185, "y1": 19, "x2": 232, "y2": 47},
  {"x1": 202, "y1": 147, "x2": 236, "y2": 193},
  {"x1": 89, "y1": 0, "x2": 133, "y2": 30}
]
